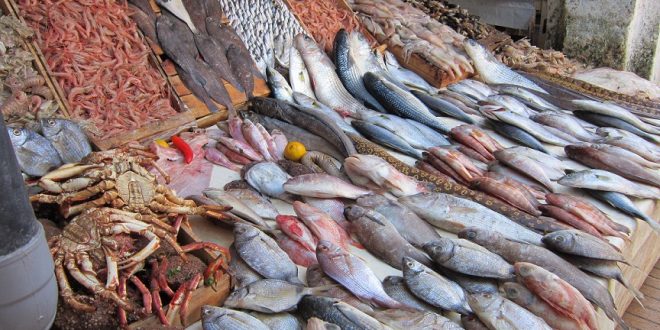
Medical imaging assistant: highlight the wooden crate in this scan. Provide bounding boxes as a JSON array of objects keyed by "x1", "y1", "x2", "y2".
[
  {"x1": 145, "y1": 0, "x2": 270, "y2": 126},
  {"x1": 6, "y1": 0, "x2": 196, "y2": 150}
]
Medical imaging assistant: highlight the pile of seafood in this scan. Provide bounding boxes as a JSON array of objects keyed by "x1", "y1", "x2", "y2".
[
  {"x1": 403, "y1": 0, "x2": 494, "y2": 40},
  {"x1": 349, "y1": 0, "x2": 473, "y2": 82},
  {"x1": 17, "y1": 0, "x2": 178, "y2": 140},
  {"x1": 495, "y1": 38, "x2": 586, "y2": 76},
  {"x1": 0, "y1": 15, "x2": 59, "y2": 125}
]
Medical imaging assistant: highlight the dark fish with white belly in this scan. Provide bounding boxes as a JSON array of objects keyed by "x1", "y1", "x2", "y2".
[
  {"x1": 351, "y1": 120, "x2": 423, "y2": 159},
  {"x1": 411, "y1": 90, "x2": 475, "y2": 123},
  {"x1": 201, "y1": 306, "x2": 269, "y2": 330},
  {"x1": 8, "y1": 126, "x2": 62, "y2": 177},
  {"x1": 156, "y1": 0, "x2": 198, "y2": 34},
  {"x1": 40, "y1": 118, "x2": 91, "y2": 163}
]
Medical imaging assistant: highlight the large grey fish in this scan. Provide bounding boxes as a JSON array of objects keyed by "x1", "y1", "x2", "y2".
[
  {"x1": 295, "y1": 34, "x2": 367, "y2": 118},
  {"x1": 448, "y1": 82, "x2": 488, "y2": 101},
  {"x1": 224, "y1": 279, "x2": 334, "y2": 313},
  {"x1": 351, "y1": 120, "x2": 423, "y2": 159},
  {"x1": 201, "y1": 305, "x2": 269, "y2": 330},
  {"x1": 412, "y1": 90, "x2": 475, "y2": 123},
  {"x1": 284, "y1": 173, "x2": 371, "y2": 199},
  {"x1": 334, "y1": 29, "x2": 386, "y2": 112},
  {"x1": 463, "y1": 39, "x2": 547, "y2": 94},
  {"x1": 40, "y1": 118, "x2": 91, "y2": 163},
  {"x1": 484, "y1": 108, "x2": 569, "y2": 146},
  {"x1": 205, "y1": 16, "x2": 258, "y2": 76},
  {"x1": 156, "y1": 0, "x2": 198, "y2": 34},
  {"x1": 467, "y1": 293, "x2": 552, "y2": 330},
  {"x1": 226, "y1": 188, "x2": 279, "y2": 220},
  {"x1": 438, "y1": 268, "x2": 499, "y2": 294},
  {"x1": 590, "y1": 143, "x2": 660, "y2": 169},
  {"x1": 289, "y1": 48, "x2": 316, "y2": 99},
  {"x1": 316, "y1": 240, "x2": 406, "y2": 309},
  {"x1": 531, "y1": 112, "x2": 598, "y2": 142},
  {"x1": 370, "y1": 309, "x2": 464, "y2": 330},
  {"x1": 542, "y1": 229, "x2": 627, "y2": 262},
  {"x1": 203, "y1": 188, "x2": 268, "y2": 228},
  {"x1": 496, "y1": 86, "x2": 558, "y2": 110},
  {"x1": 484, "y1": 94, "x2": 534, "y2": 117},
  {"x1": 404, "y1": 119, "x2": 451, "y2": 146},
  {"x1": 558, "y1": 169, "x2": 660, "y2": 199},
  {"x1": 233, "y1": 223, "x2": 301, "y2": 284},
  {"x1": 356, "y1": 195, "x2": 440, "y2": 248},
  {"x1": 358, "y1": 109, "x2": 439, "y2": 149},
  {"x1": 382, "y1": 51, "x2": 436, "y2": 93},
  {"x1": 249, "y1": 312, "x2": 302, "y2": 330},
  {"x1": 305, "y1": 264, "x2": 375, "y2": 313},
  {"x1": 596, "y1": 127, "x2": 660, "y2": 162},
  {"x1": 298, "y1": 296, "x2": 391, "y2": 330},
  {"x1": 588, "y1": 190, "x2": 660, "y2": 231},
  {"x1": 424, "y1": 238, "x2": 514, "y2": 279},
  {"x1": 458, "y1": 227, "x2": 626, "y2": 328},
  {"x1": 364, "y1": 72, "x2": 451, "y2": 133},
  {"x1": 8, "y1": 127, "x2": 62, "y2": 177},
  {"x1": 399, "y1": 192, "x2": 543, "y2": 245},
  {"x1": 227, "y1": 44, "x2": 256, "y2": 97},
  {"x1": 267, "y1": 67, "x2": 294, "y2": 102},
  {"x1": 501, "y1": 283, "x2": 582, "y2": 330},
  {"x1": 574, "y1": 111, "x2": 660, "y2": 143},
  {"x1": 228, "y1": 244, "x2": 263, "y2": 289},
  {"x1": 382, "y1": 276, "x2": 441, "y2": 313},
  {"x1": 344, "y1": 205, "x2": 431, "y2": 269},
  {"x1": 402, "y1": 257, "x2": 472, "y2": 314},
  {"x1": 174, "y1": 62, "x2": 220, "y2": 113},
  {"x1": 292, "y1": 92, "x2": 357, "y2": 134},
  {"x1": 193, "y1": 33, "x2": 243, "y2": 90},
  {"x1": 490, "y1": 120, "x2": 548, "y2": 153},
  {"x1": 244, "y1": 162, "x2": 293, "y2": 201},
  {"x1": 573, "y1": 99, "x2": 660, "y2": 135}
]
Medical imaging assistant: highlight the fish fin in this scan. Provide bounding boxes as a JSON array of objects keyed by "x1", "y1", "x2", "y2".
[
  {"x1": 309, "y1": 284, "x2": 339, "y2": 295},
  {"x1": 288, "y1": 223, "x2": 304, "y2": 237},
  {"x1": 619, "y1": 274, "x2": 645, "y2": 308}
]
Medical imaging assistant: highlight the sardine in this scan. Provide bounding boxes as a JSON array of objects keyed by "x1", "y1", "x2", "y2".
[
  {"x1": 352, "y1": 120, "x2": 423, "y2": 159},
  {"x1": 245, "y1": 162, "x2": 292, "y2": 200},
  {"x1": 316, "y1": 240, "x2": 406, "y2": 309},
  {"x1": 289, "y1": 48, "x2": 316, "y2": 99},
  {"x1": 40, "y1": 118, "x2": 91, "y2": 163},
  {"x1": 8, "y1": 127, "x2": 62, "y2": 177},
  {"x1": 558, "y1": 169, "x2": 660, "y2": 199},
  {"x1": 573, "y1": 99, "x2": 660, "y2": 135},
  {"x1": 502, "y1": 282, "x2": 584, "y2": 330},
  {"x1": 484, "y1": 108, "x2": 569, "y2": 146},
  {"x1": 284, "y1": 173, "x2": 372, "y2": 199},
  {"x1": 463, "y1": 39, "x2": 547, "y2": 94},
  {"x1": 542, "y1": 229, "x2": 626, "y2": 262},
  {"x1": 531, "y1": 112, "x2": 598, "y2": 142},
  {"x1": 345, "y1": 205, "x2": 432, "y2": 269},
  {"x1": 249, "y1": 312, "x2": 302, "y2": 330},
  {"x1": 294, "y1": 201, "x2": 351, "y2": 251},
  {"x1": 345, "y1": 154, "x2": 429, "y2": 197},
  {"x1": 267, "y1": 67, "x2": 294, "y2": 102},
  {"x1": 382, "y1": 276, "x2": 441, "y2": 313},
  {"x1": 575, "y1": 111, "x2": 660, "y2": 143},
  {"x1": 226, "y1": 188, "x2": 279, "y2": 220},
  {"x1": 201, "y1": 305, "x2": 269, "y2": 330},
  {"x1": 364, "y1": 72, "x2": 451, "y2": 133},
  {"x1": 424, "y1": 238, "x2": 514, "y2": 279},
  {"x1": 203, "y1": 188, "x2": 268, "y2": 228},
  {"x1": 228, "y1": 244, "x2": 263, "y2": 289},
  {"x1": 400, "y1": 192, "x2": 543, "y2": 245},
  {"x1": 490, "y1": 120, "x2": 548, "y2": 152},
  {"x1": 402, "y1": 257, "x2": 472, "y2": 314},
  {"x1": 412, "y1": 90, "x2": 475, "y2": 123},
  {"x1": 588, "y1": 190, "x2": 659, "y2": 231},
  {"x1": 156, "y1": 0, "x2": 198, "y2": 34},
  {"x1": 467, "y1": 292, "x2": 552, "y2": 330},
  {"x1": 224, "y1": 279, "x2": 333, "y2": 313},
  {"x1": 496, "y1": 86, "x2": 558, "y2": 110},
  {"x1": 233, "y1": 223, "x2": 301, "y2": 284},
  {"x1": 298, "y1": 296, "x2": 391, "y2": 330}
]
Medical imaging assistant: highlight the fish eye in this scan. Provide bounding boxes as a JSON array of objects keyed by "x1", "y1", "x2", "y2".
[
  {"x1": 484, "y1": 293, "x2": 492, "y2": 298},
  {"x1": 47, "y1": 119, "x2": 55, "y2": 126},
  {"x1": 466, "y1": 231, "x2": 476, "y2": 239},
  {"x1": 556, "y1": 236, "x2": 564, "y2": 242},
  {"x1": 406, "y1": 261, "x2": 414, "y2": 267},
  {"x1": 12, "y1": 128, "x2": 21, "y2": 136}
]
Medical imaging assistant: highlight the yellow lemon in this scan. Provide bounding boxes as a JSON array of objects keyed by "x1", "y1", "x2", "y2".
[{"x1": 284, "y1": 141, "x2": 307, "y2": 161}]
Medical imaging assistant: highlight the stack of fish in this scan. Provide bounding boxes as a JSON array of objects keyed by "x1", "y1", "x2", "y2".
[{"x1": 402, "y1": 0, "x2": 493, "y2": 40}]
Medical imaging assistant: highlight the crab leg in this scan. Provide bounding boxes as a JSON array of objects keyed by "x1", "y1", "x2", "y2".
[
  {"x1": 55, "y1": 254, "x2": 95, "y2": 312},
  {"x1": 165, "y1": 281, "x2": 188, "y2": 324},
  {"x1": 179, "y1": 274, "x2": 202, "y2": 326},
  {"x1": 149, "y1": 268, "x2": 169, "y2": 325},
  {"x1": 172, "y1": 214, "x2": 184, "y2": 234},
  {"x1": 118, "y1": 276, "x2": 128, "y2": 329},
  {"x1": 156, "y1": 185, "x2": 195, "y2": 207},
  {"x1": 129, "y1": 276, "x2": 152, "y2": 315},
  {"x1": 104, "y1": 248, "x2": 119, "y2": 289},
  {"x1": 62, "y1": 180, "x2": 115, "y2": 203},
  {"x1": 65, "y1": 256, "x2": 135, "y2": 311},
  {"x1": 63, "y1": 191, "x2": 118, "y2": 217},
  {"x1": 181, "y1": 242, "x2": 230, "y2": 284},
  {"x1": 150, "y1": 160, "x2": 171, "y2": 184},
  {"x1": 156, "y1": 257, "x2": 175, "y2": 296}
]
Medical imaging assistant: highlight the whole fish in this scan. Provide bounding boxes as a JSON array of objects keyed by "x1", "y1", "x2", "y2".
[
  {"x1": 270, "y1": 129, "x2": 288, "y2": 159},
  {"x1": 205, "y1": 16, "x2": 260, "y2": 81},
  {"x1": 316, "y1": 240, "x2": 405, "y2": 309},
  {"x1": 303, "y1": 197, "x2": 351, "y2": 233},
  {"x1": 226, "y1": 188, "x2": 279, "y2": 220},
  {"x1": 295, "y1": 34, "x2": 366, "y2": 118},
  {"x1": 345, "y1": 154, "x2": 428, "y2": 197},
  {"x1": 193, "y1": 33, "x2": 242, "y2": 90},
  {"x1": 293, "y1": 201, "x2": 351, "y2": 251},
  {"x1": 255, "y1": 123, "x2": 279, "y2": 161},
  {"x1": 344, "y1": 205, "x2": 432, "y2": 269},
  {"x1": 182, "y1": 0, "x2": 206, "y2": 33},
  {"x1": 412, "y1": 90, "x2": 474, "y2": 123},
  {"x1": 470, "y1": 176, "x2": 541, "y2": 216},
  {"x1": 298, "y1": 296, "x2": 391, "y2": 330},
  {"x1": 542, "y1": 230, "x2": 627, "y2": 262},
  {"x1": 488, "y1": 163, "x2": 549, "y2": 195},
  {"x1": 383, "y1": 51, "x2": 436, "y2": 93},
  {"x1": 233, "y1": 223, "x2": 301, "y2": 284},
  {"x1": 306, "y1": 317, "x2": 340, "y2": 330},
  {"x1": 305, "y1": 264, "x2": 374, "y2": 314},
  {"x1": 39, "y1": 118, "x2": 91, "y2": 163},
  {"x1": 558, "y1": 169, "x2": 660, "y2": 199},
  {"x1": 467, "y1": 293, "x2": 552, "y2": 330},
  {"x1": 515, "y1": 262, "x2": 598, "y2": 330},
  {"x1": 590, "y1": 143, "x2": 660, "y2": 169},
  {"x1": 484, "y1": 171, "x2": 546, "y2": 200},
  {"x1": 450, "y1": 125, "x2": 502, "y2": 160},
  {"x1": 201, "y1": 305, "x2": 269, "y2": 330},
  {"x1": 439, "y1": 268, "x2": 499, "y2": 294},
  {"x1": 461, "y1": 315, "x2": 489, "y2": 330},
  {"x1": 224, "y1": 279, "x2": 333, "y2": 313},
  {"x1": 448, "y1": 82, "x2": 488, "y2": 101},
  {"x1": 458, "y1": 227, "x2": 626, "y2": 328},
  {"x1": 400, "y1": 192, "x2": 543, "y2": 245},
  {"x1": 205, "y1": 146, "x2": 241, "y2": 171},
  {"x1": 289, "y1": 47, "x2": 316, "y2": 99},
  {"x1": 156, "y1": 0, "x2": 198, "y2": 34},
  {"x1": 228, "y1": 244, "x2": 263, "y2": 289},
  {"x1": 352, "y1": 120, "x2": 423, "y2": 159},
  {"x1": 531, "y1": 112, "x2": 598, "y2": 142},
  {"x1": 429, "y1": 146, "x2": 483, "y2": 179},
  {"x1": 226, "y1": 44, "x2": 256, "y2": 97},
  {"x1": 573, "y1": 99, "x2": 660, "y2": 135},
  {"x1": 490, "y1": 120, "x2": 548, "y2": 153},
  {"x1": 276, "y1": 215, "x2": 317, "y2": 252},
  {"x1": 8, "y1": 127, "x2": 62, "y2": 177},
  {"x1": 545, "y1": 193, "x2": 629, "y2": 239},
  {"x1": 505, "y1": 146, "x2": 577, "y2": 171},
  {"x1": 284, "y1": 173, "x2": 372, "y2": 199},
  {"x1": 460, "y1": 79, "x2": 496, "y2": 97},
  {"x1": 245, "y1": 162, "x2": 292, "y2": 201},
  {"x1": 178, "y1": 60, "x2": 233, "y2": 111},
  {"x1": 440, "y1": 90, "x2": 480, "y2": 109},
  {"x1": 358, "y1": 109, "x2": 439, "y2": 149},
  {"x1": 575, "y1": 111, "x2": 660, "y2": 143},
  {"x1": 484, "y1": 94, "x2": 534, "y2": 117},
  {"x1": 494, "y1": 150, "x2": 554, "y2": 191},
  {"x1": 463, "y1": 39, "x2": 547, "y2": 94},
  {"x1": 565, "y1": 144, "x2": 660, "y2": 187},
  {"x1": 484, "y1": 108, "x2": 569, "y2": 146},
  {"x1": 372, "y1": 309, "x2": 464, "y2": 330},
  {"x1": 405, "y1": 119, "x2": 451, "y2": 146},
  {"x1": 502, "y1": 282, "x2": 585, "y2": 330},
  {"x1": 382, "y1": 276, "x2": 441, "y2": 313},
  {"x1": 267, "y1": 67, "x2": 294, "y2": 102},
  {"x1": 203, "y1": 188, "x2": 268, "y2": 228},
  {"x1": 402, "y1": 257, "x2": 472, "y2": 314},
  {"x1": 496, "y1": 86, "x2": 558, "y2": 110},
  {"x1": 424, "y1": 238, "x2": 514, "y2": 279},
  {"x1": 293, "y1": 92, "x2": 357, "y2": 134},
  {"x1": 356, "y1": 195, "x2": 440, "y2": 248},
  {"x1": 334, "y1": 29, "x2": 385, "y2": 112},
  {"x1": 275, "y1": 232, "x2": 318, "y2": 267},
  {"x1": 364, "y1": 72, "x2": 451, "y2": 133},
  {"x1": 538, "y1": 205, "x2": 604, "y2": 239},
  {"x1": 243, "y1": 118, "x2": 274, "y2": 161},
  {"x1": 249, "y1": 312, "x2": 302, "y2": 330},
  {"x1": 564, "y1": 255, "x2": 644, "y2": 303},
  {"x1": 588, "y1": 190, "x2": 660, "y2": 231},
  {"x1": 596, "y1": 127, "x2": 660, "y2": 162}
]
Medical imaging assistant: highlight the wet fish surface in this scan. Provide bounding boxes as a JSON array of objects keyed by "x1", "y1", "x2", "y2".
[
  {"x1": 467, "y1": 293, "x2": 552, "y2": 330},
  {"x1": 559, "y1": 169, "x2": 660, "y2": 199},
  {"x1": 403, "y1": 257, "x2": 472, "y2": 314},
  {"x1": 244, "y1": 162, "x2": 293, "y2": 201},
  {"x1": 228, "y1": 244, "x2": 263, "y2": 289},
  {"x1": 298, "y1": 296, "x2": 391, "y2": 330},
  {"x1": 502, "y1": 282, "x2": 585, "y2": 330},
  {"x1": 352, "y1": 120, "x2": 423, "y2": 159},
  {"x1": 223, "y1": 279, "x2": 333, "y2": 313},
  {"x1": 40, "y1": 118, "x2": 91, "y2": 163},
  {"x1": 249, "y1": 312, "x2": 303, "y2": 330},
  {"x1": 201, "y1": 305, "x2": 269, "y2": 330},
  {"x1": 284, "y1": 173, "x2": 372, "y2": 199},
  {"x1": 412, "y1": 90, "x2": 474, "y2": 123},
  {"x1": 8, "y1": 126, "x2": 62, "y2": 176},
  {"x1": 424, "y1": 238, "x2": 514, "y2": 279},
  {"x1": 204, "y1": 188, "x2": 268, "y2": 228},
  {"x1": 382, "y1": 276, "x2": 441, "y2": 313},
  {"x1": 226, "y1": 188, "x2": 279, "y2": 220}
]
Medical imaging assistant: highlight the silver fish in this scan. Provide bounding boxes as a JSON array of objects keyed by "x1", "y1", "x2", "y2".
[
  {"x1": 359, "y1": 109, "x2": 439, "y2": 149},
  {"x1": 8, "y1": 126, "x2": 62, "y2": 177},
  {"x1": 424, "y1": 238, "x2": 514, "y2": 279},
  {"x1": 370, "y1": 309, "x2": 463, "y2": 330},
  {"x1": 399, "y1": 192, "x2": 543, "y2": 245},
  {"x1": 485, "y1": 109, "x2": 569, "y2": 146},
  {"x1": 382, "y1": 276, "x2": 441, "y2": 313},
  {"x1": 402, "y1": 257, "x2": 472, "y2": 314},
  {"x1": 267, "y1": 67, "x2": 294, "y2": 103},
  {"x1": 201, "y1": 305, "x2": 269, "y2": 330},
  {"x1": 463, "y1": 39, "x2": 547, "y2": 94},
  {"x1": 203, "y1": 188, "x2": 268, "y2": 227},
  {"x1": 383, "y1": 51, "x2": 436, "y2": 93},
  {"x1": 224, "y1": 279, "x2": 333, "y2": 313},
  {"x1": 460, "y1": 79, "x2": 496, "y2": 97},
  {"x1": 299, "y1": 296, "x2": 391, "y2": 330},
  {"x1": 305, "y1": 317, "x2": 340, "y2": 330},
  {"x1": 404, "y1": 119, "x2": 451, "y2": 146},
  {"x1": 596, "y1": 127, "x2": 660, "y2": 162},
  {"x1": 497, "y1": 86, "x2": 559, "y2": 110},
  {"x1": 249, "y1": 312, "x2": 302, "y2": 330},
  {"x1": 448, "y1": 82, "x2": 488, "y2": 101},
  {"x1": 531, "y1": 112, "x2": 598, "y2": 142},
  {"x1": 284, "y1": 173, "x2": 372, "y2": 199},
  {"x1": 484, "y1": 94, "x2": 534, "y2": 117},
  {"x1": 588, "y1": 190, "x2": 660, "y2": 232},
  {"x1": 589, "y1": 143, "x2": 660, "y2": 169},
  {"x1": 351, "y1": 120, "x2": 423, "y2": 159},
  {"x1": 228, "y1": 244, "x2": 263, "y2": 289},
  {"x1": 467, "y1": 293, "x2": 552, "y2": 330},
  {"x1": 503, "y1": 146, "x2": 577, "y2": 172},
  {"x1": 542, "y1": 229, "x2": 627, "y2": 262},
  {"x1": 502, "y1": 282, "x2": 585, "y2": 330},
  {"x1": 494, "y1": 150, "x2": 555, "y2": 191},
  {"x1": 226, "y1": 188, "x2": 279, "y2": 220},
  {"x1": 289, "y1": 47, "x2": 316, "y2": 99},
  {"x1": 233, "y1": 223, "x2": 301, "y2": 284},
  {"x1": 558, "y1": 169, "x2": 660, "y2": 199},
  {"x1": 573, "y1": 100, "x2": 660, "y2": 135},
  {"x1": 293, "y1": 92, "x2": 357, "y2": 134},
  {"x1": 156, "y1": 0, "x2": 198, "y2": 33},
  {"x1": 245, "y1": 162, "x2": 293, "y2": 201},
  {"x1": 40, "y1": 118, "x2": 91, "y2": 163}
]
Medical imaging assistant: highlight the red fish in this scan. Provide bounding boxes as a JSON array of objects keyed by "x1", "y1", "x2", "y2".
[
  {"x1": 276, "y1": 215, "x2": 318, "y2": 252},
  {"x1": 293, "y1": 201, "x2": 351, "y2": 250},
  {"x1": 275, "y1": 233, "x2": 318, "y2": 267},
  {"x1": 546, "y1": 193, "x2": 629, "y2": 240}
]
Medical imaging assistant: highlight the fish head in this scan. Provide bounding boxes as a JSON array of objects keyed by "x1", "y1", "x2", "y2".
[
  {"x1": 541, "y1": 230, "x2": 576, "y2": 251},
  {"x1": 223, "y1": 287, "x2": 250, "y2": 308},
  {"x1": 422, "y1": 238, "x2": 454, "y2": 262},
  {"x1": 513, "y1": 262, "x2": 538, "y2": 279},
  {"x1": 316, "y1": 240, "x2": 343, "y2": 257},
  {"x1": 7, "y1": 126, "x2": 30, "y2": 147},
  {"x1": 457, "y1": 227, "x2": 499, "y2": 245},
  {"x1": 467, "y1": 293, "x2": 500, "y2": 313},
  {"x1": 355, "y1": 194, "x2": 388, "y2": 209},
  {"x1": 343, "y1": 205, "x2": 368, "y2": 222},
  {"x1": 382, "y1": 275, "x2": 405, "y2": 287},
  {"x1": 39, "y1": 118, "x2": 67, "y2": 138},
  {"x1": 201, "y1": 305, "x2": 228, "y2": 324},
  {"x1": 233, "y1": 223, "x2": 260, "y2": 241},
  {"x1": 462, "y1": 39, "x2": 489, "y2": 62},
  {"x1": 402, "y1": 256, "x2": 424, "y2": 275},
  {"x1": 501, "y1": 282, "x2": 533, "y2": 305},
  {"x1": 294, "y1": 33, "x2": 320, "y2": 57}
]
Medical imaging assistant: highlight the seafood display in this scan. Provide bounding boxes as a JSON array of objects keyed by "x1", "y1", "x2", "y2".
[
  {"x1": 495, "y1": 38, "x2": 585, "y2": 76},
  {"x1": 403, "y1": 0, "x2": 493, "y2": 40}
]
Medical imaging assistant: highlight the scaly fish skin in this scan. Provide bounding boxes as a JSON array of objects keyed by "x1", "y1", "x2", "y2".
[
  {"x1": 204, "y1": 188, "x2": 268, "y2": 228},
  {"x1": 424, "y1": 238, "x2": 514, "y2": 279},
  {"x1": 245, "y1": 162, "x2": 292, "y2": 200},
  {"x1": 542, "y1": 229, "x2": 626, "y2": 262},
  {"x1": 8, "y1": 126, "x2": 62, "y2": 176},
  {"x1": 228, "y1": 244, "x2": 263, "y2": 289},
  {"x1": 293, "y1": 201, "x2": 351, "y2": 251},
  {"x1": 558, "y1": 169, "x2": 660, "y2": 199},
  {"x1": 351, "y1": 120, "x2": 423, "y2": 159},
  {"x1": 490, "y1": 120, "x2": 548, "y2": 152},
  {"x1": 40, "y1": 118, "x2": 91, "y2": 163},
  {"x1": 412, "y1": 90, "x2": 475, "y2": 124},
  {"x1": 284, "y1": 173, "x2": 372, "y2": 199},
  {"x1": 467, "y1": 292, "x2": 552, "y2": 330},
  {"x1": 588, "y1": 190, "x2": 659, "y2": 231},
  {"x1": 289, "y1": 47, "x2": 316, "y2": 99},
  {"x1": 224, "y1": 279, "x2": 332, "y2": 313},
  {"x1": 382, "y1": 276, "x2": 441, "y2": 313},
  {"x1": 402, "y1": 257, "x2": 472, "y2": 314},
  {"x1": 201, "y1": 305, "x2": 269, "y2": 330},
  {"x1": 503, "y1": 282, "x2": 585, "y2": 330},
  {"x1": 298, "y1": 296, "x2": 391, "y2": 330},
  {"x1": 249, "y1": 312, "x2": 303, "y2": 330}
]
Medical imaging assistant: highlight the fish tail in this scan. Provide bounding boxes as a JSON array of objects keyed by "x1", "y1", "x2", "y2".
[
  {"x1": 618, "y1": 274, "x2": 645, "y2": 308},
  {"x1": 640, "y1": 214, "x2": 660, "y2": 232}
]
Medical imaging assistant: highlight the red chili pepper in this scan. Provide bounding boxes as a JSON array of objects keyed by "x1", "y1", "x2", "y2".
[{"x1": 171, "y1": 135, "x2": 193, "y2": 164}]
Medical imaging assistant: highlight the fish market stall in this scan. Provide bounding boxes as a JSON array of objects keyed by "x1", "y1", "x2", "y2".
[{"x1": 0, "y1": 0, "x2": 659, "y2": 329}]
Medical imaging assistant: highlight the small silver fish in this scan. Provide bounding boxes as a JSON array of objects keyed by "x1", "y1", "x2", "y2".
[
  {"x1": 402, "y1": 257, "x2": 472, "y2": 314},
  {"x1": 267, "y1": 67, "x2": 294, "y2": 102},
  {"x1": 40, "y1": 118, "x2": 91, "y2": 163},
  {"x1": 8, "y1": 126, "x2": 62, "y2": 177},
  {"x1": 201, "y1": 305, "x2": 269, "y2": 330},
  {"x1": 203, "y1": 188, "x2": 269, "y2": 228},
  {"x1": 224, "y1": 279, "x2": 334, "y2": 313}
]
